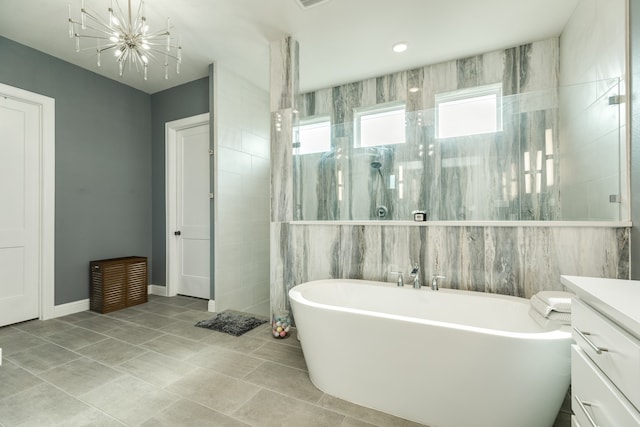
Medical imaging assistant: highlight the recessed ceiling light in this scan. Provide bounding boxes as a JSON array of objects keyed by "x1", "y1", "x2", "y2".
[{"x1": 392, "y1": 42, "x2": 408, "y2": 53}]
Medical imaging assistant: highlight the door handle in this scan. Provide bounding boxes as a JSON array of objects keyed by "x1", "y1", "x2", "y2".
[{"x1": 174, "y1": 230, "x2": 181, "y2": 236}]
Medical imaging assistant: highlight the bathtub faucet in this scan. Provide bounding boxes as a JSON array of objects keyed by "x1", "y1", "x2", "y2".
[
  {"x1": 431, "y1": 275, "x2": 446, "y2": 290},
  {"x1": 410, "y1": 264, "x2": 421, "y2": 289}
]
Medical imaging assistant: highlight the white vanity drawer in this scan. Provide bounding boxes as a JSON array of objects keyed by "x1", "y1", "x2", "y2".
[
  {"x1": 572, "y1": 298, "x2": 640, "y2": 409},
  {"x1": 572, "y1": 346, "x2": 640, "y2": 427}
]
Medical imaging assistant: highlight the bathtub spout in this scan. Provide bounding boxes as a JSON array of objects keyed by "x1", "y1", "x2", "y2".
[
  {"x1": 410, "y1": 264, "x2": 420, "y2": 289},
  {"x1": 390, "y1": 271, "x2": 404, "y2": 287},
  {"x1": 431, "y1": 275, "x2": 446, "y2": 290}
]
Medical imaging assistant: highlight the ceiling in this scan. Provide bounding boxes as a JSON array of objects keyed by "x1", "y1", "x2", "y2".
[{"x1": 0, "y1": 0, "x2": 580, "y2": 94}]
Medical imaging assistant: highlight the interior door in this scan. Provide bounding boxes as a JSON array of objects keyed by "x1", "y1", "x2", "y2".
[
  {"x1": 175, "y1": 123, "x2": 210, "y2": 299},
  {"x1": 0, "y1": 96, "x2": 40, "y2": 327}
]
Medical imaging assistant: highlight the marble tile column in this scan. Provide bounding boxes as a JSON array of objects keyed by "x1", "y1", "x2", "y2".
[{"x1": 270, "y1": 37, "x2": 299, "y2": 314}]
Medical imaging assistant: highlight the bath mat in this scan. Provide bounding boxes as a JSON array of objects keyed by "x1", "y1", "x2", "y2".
[{"x1": 195, "y1": 311, "x2": 267, "y2": 337}]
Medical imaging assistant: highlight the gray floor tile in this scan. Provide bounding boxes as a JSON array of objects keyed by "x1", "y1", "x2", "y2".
[
  {"x1": 0, "y1": 325, "x2": 19, "y2": 339},
  {"x1": 77, "y1": 338, "x2": 148, "y2": 366},
  {"x1": 126, "y1": 312, "x2": 178, "y2": 329},
  {"x1": 57, "y1": 311, "x2": 102, "y2": 323},
  {"x1": 13, "y1": 319, "x2": 74, "y2": 337},
  {"x1": 74, "y1": 316, "x2": 129, "y2": 333},
  {"x1": 141, "y1": 334, "x2": 204, "y2": 360},
  {"x1": 39, "y1": 357, "x2": 124, "y2": 396},
  {"x1": 172, "y1": 308, "x2": 212, "y2": 323},
  {"x1": 187, "y1": 347, "x2": 264, "y2": 379},
  {"x1": 318, "y1": 394, "x2": 426, "y2": 427},
  {"x1": 166, "y1": 368, "x2": 261, "y2": 415},
  {"x1": 57, "y1": 408, "x2": 125, "y2": 426},
  {"x1": 0, "y1": 296, "x2": 431, "y2": 427},
  {"x1": 141, "y1": 399, "x2": 251, "y2": 427},
  {"x1": 117, "y1": 351, "x2": 197, "y2": 387},
  {"x1": 243, "y1": 361, "x2": 323, "y2": 403},
  {"x1": 0, "y1": 332, "x2": 48, "y2": 356},
  {"x1": 0, "y1": 382, "x2": 93, "y2": 427},
  {"x1": 200, "y1": 330, "x2": 269, "y2": 353},
  {"x1": 102, "y1": 307, "x2": 145, "y2": 320},
  {"x1": 160, "y1": 319, "x2": 215, "y2": 340},
  {"x1": 251, "y1": 340, "x2": 307, "y2": 370},
  {"x1": 340, "y1": 417, "x2": 379, "y2": 427},
  {"x1": 103, "y1": 323, "x2": 165, "y2": 345},
  {"x1": 80, "y1": 375, "x2": 178, "y2": 426},
  {"x1": 136, "y1": 301, "x2": 192, "y2": 317},
  {"x1": 233, "y1": 389, "x2": 345, "y2": 427},
  {"x1": 8, "y1": 342, "x2": 80, "y2": 374},
  {"x1": 44, "y1": 326, "x2": 108, "y2": 351},
  {"x1": 0, "y1": 360, "x2": 43, "y2": 400}
]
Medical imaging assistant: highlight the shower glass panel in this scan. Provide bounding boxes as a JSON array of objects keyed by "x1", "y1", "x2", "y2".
[{"x1": 293, "y1": 79, "x2": 623, "y2": 221}]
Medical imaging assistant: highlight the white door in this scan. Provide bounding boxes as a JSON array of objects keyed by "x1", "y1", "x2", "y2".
[
  {"x1": 0, "y1": 96, "x2": 41, "y2": 327},
  {"x1": 175, "y1": 123, "x2": 210, "y2": 299}
]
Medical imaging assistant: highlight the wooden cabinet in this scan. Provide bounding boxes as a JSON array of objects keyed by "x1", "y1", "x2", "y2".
[{"x1": 90, "y1": 256, "x2": 147, "y2": 313}]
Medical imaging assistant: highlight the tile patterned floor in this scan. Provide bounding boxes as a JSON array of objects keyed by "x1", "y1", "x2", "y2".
[{"x1": 0, "y1": 295, "x2": 429, "y2": 427}]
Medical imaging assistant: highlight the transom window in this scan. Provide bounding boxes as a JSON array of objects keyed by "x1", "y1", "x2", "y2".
[
  {"x1": 294, "y1": 116, "x2": 331, "y2": 155},
  {"x1": 435, "y1": 83, "x2": 503, "y2": 139},
  {"x1": 354, "y1": 103, "x2": 406, "y2": 147}
]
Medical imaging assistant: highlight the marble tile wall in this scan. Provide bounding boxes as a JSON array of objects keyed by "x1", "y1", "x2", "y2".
[
  {"x1": 295, "y1": 38, "x2": 561, "y2": 221},
  {"x1": 270, "y1": 36, "x2": 630, "y2": 318},
  {"x1": 270, "y1": 223, "x2": 630, "y2": 314}
]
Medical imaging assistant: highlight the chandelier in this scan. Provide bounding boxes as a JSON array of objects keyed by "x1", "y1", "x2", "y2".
[{"x1": 68, "y1": 0, "x2": 182, "y2": 80}]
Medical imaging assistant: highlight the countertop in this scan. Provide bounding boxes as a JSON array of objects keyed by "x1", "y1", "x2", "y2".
[{"x1": 561, "y1": 275, "x2": 640, "y2": 339}]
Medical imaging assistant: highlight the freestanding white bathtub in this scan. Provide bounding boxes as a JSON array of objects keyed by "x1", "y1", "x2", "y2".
[{"x1": 289, "y1": 279, "x2": 572, "y2": 427}]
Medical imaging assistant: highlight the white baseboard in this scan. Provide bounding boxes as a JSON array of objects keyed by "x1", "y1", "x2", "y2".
[
  {"x1": 208, "y1": 299, "x2": 216, "y2": 312},
  {"x1": 148, "y1": 284, "x2": 168, "y2": 296},
  {"x1": 51, "y1": 298, "x2": 90, "y2": 319}
]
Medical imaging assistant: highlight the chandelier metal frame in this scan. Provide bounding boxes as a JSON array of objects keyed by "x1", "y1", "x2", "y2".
[{"x1": 68, "y1": 0, "x2": 182, "y2": 80}]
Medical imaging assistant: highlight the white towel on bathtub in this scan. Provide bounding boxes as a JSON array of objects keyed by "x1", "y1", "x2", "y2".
[
  {"x1": 529, "y1": 307, "x2": 571, "y2": 327},
  {"x1": 535, "y1": 291, "x2": 574, "y2": 313},
  {"x1": 530, "y1": 291, "x2": 574, "y2": 317}
]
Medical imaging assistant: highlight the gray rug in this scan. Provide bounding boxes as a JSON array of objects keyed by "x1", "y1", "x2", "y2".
[{"x1": 195, "y1": 311, "x2": 267, "y2": 337}]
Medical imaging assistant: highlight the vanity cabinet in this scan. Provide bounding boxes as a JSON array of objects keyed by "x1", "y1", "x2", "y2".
[{"x1": 562, "y1": 276, "x2": 640, "y2": 427}]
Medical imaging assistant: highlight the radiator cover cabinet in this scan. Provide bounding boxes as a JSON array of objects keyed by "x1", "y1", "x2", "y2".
[{"x1": 90, "y1": 256, "x2": 148, "y2": 313}]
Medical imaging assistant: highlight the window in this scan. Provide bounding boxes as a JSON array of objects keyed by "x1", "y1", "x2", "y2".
[
  {"x1": 294, "y1": 116, "x2": 331, "y2": 155},
  {"x1": 435, "y1": 83, "x2": 502, "y2": 139},
  {"x1": 354, "y1": 103, "x2": 406, "y2": 147}
]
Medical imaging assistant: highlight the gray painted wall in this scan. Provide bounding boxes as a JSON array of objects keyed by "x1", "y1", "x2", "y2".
[
  {"x1": 631, "y1": 0, "x2": 640, "y2": 279},
  {"x1": 0, "y1": 36, "x2": 209, "y2": 304},
  {"x1": 0, "y1": 36, "x2": 152, "y2": 305},
  {"x1": 149, "y1": 77, "x2": 209, "y2": 286}
]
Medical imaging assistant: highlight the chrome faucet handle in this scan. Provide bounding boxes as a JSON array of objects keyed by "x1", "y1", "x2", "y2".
[
  {"x1": 410, "y1": 264, "x2": 420, "y2": 276},
  {"x1": 431, "y1": 275, "x2": 446, "y2": 290},
  {"x1": 390, "y1": 271, "x2": 404, "y2": 287}
]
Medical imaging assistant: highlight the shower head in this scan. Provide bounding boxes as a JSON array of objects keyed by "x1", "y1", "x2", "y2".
[{"x1": 370, "y1": 161, "x2": 383, "y2": 169}]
